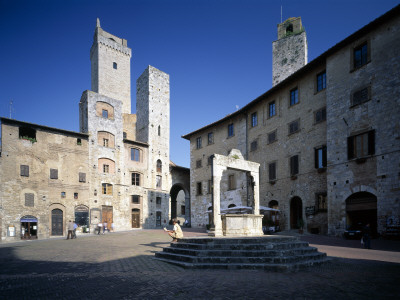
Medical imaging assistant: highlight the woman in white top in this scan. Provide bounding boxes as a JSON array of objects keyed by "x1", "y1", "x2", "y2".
[{"x1": 165, "y1": 218, "x2": 183, "y2": 242}]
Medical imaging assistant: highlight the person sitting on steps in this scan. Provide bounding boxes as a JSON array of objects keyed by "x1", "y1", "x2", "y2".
[{"x1": 164, "y1": 218, "x2": 183, "y2": 242}]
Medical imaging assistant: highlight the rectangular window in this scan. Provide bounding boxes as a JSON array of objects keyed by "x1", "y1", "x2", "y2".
[
  {"x1": 156, "y1": 175, "x2": 162, "y2": 188},
  {"x1": 102, "y1": 183, "x2": 113, "y2": 195},
  {"x1": 102, "y1": 109, "x2": 108, "y2": 118},
  {"x1": 25, "y1": 193, "x2": 34, "y2": 207},
  {"x1": 61, "y1": 192, "x2": 66, "y2": 198},
  {"x1": 196, "y1": 182, "x2": 202, "y2": 195},
  {"x1": 207, "y1": 155, "x2": 213, "y2": 165},
  {"x1": 315, "y1": 107, "x2": 326, "y2": 124},
  {"x1": 79, "y1": 172, "x2": 86, "y2": 183},
  {"x1": 250, "y1": 140, "x2": 258, "y2": 152},
  {"x1": 290, "y1": 155, "x2": 299, "y2": 177},
  {"x1": 50, "y1": 168, "x2": 58, "y2": 179},
  {"x1": 132, "y1": 195, "x2": 140, "y2": 204},
  {"x1": 228, "y1": 123, "x2": 234, "y2": 137},
  {"x1": 289, "y1": 120, "x2": 300, "y2": 134},
  {"x1": 103, "y1": 138, "x2": 109, "y2": 147},
  {"x1": 354, "y1": 42, "x2": 368, "y2": 69},
  {"x1": 77, "y1": 138, "x2": 82, "y2": 145},
  {"x1": 228, "y1": 175, "x2": 235, "y2": 190},
  {"x1": 132, "y1": 173, "x2": 141, "y2": 186},
  {"x1": 20, "y1": 165, "x2": 29, "y2": 177},
  {"x1": 19, "y1": 126, "x2": 36, "y2": 141},
  {"x1": 269, "y1": 101, "x2": 276, "y2": 117},
  {"x1": 352, "y1": 87, "x2": 370, "y2": 106},
  {"x1": 196, "y1": 159, "x2": 202, "y2": 168},
  {"x1": 156, "y1": 197, "x2": 161, "y2": 205},
  {"x1": 316, "y1": 193, "x2": 328, "y2": 212},
  {"x1": 113, "y1": 62, "x2": 117, "y2": 69},
  {"x1": 181, "y1": 205, "x2": 185, "y2": 215},
  {"x1": 268, "y1": 130, "x2": 277, "y2": 144},
  {"x1": 290, "y1": 88, "x2": 299, "y2": 106},
  {"x1": 251, "y1": 112, "x2": 257, "y2": 127},
  {"x1": 315, "y1": 146, "x2": 327, "y2": 169},
  {"x1": 196, "y1": 137, "x2": 202, "y2": 149},
  {"x1": 74, "y1": 193, "x2": 78, "y2": 199},
  {"x1": 131, "y1": 148, "x2": 140, "y2": 161},
  {"x1": 208, "y1": 180, "x2": 212, "y2": 194},
  {"x1": 347, "y1": 130, "x2": 375, "y2": 160},
  {"x1": 317, "y1": 71, "x2": 326, "y2": 92},
  {"x1": 208, "y1": 132, "x2": 214, "y2": 145},
  {"x1": 103, "y1": 164, "x2": 109, "y2": 173},
  {"x1": 268, "y1": 162, "x2": 276, "y2": 181}
]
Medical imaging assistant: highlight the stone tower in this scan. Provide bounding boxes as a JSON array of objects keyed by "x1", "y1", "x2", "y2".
[
  {"x1": 90, "y1": 18, "x2": 132, "y2": 114},
  {"x1": 136, "y1": 66, "x2": 170, "y2": 190},
  {"x1": 272, "y1": 17, "x2": 308, "y2": 86}
]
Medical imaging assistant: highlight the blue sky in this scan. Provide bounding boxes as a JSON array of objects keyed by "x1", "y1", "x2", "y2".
[{"x1": 0, "y1": 0, "x2": 398, "y2": 168}]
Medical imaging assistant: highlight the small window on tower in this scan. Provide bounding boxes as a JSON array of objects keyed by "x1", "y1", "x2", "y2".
[{"x1": 113, "y1": 62, "x2": 117, "y2": 69}]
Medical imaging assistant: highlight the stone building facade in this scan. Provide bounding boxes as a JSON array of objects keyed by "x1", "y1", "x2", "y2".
[
  {"x1": 183, "y1": 6, "x2": 400, "y2": 236},
  {"x1": 0, "y1": 20, "x2": 189, "y2": 242}
]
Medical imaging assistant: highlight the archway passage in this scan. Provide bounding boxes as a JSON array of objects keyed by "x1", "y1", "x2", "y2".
[
  {"x1": 170, "y1": 184, "x2": 188, "y2": 222},
  {"x1": 51, "y1": 209, "x2": 63, "y2": 236},
  {"x1": 346, "y1": 192, "x2": 377, "y2": 235},
  {"x1": 290, "y1": 197, "x2": 303, "y2": 229}
]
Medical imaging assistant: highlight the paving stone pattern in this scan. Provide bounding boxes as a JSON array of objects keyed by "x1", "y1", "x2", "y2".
[{"x1": 1, "y1": 230, "x2": 400, "y2": 299}]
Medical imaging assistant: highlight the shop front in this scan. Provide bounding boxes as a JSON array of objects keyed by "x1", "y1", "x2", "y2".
[{"x1": 21, "y1": 216, "x2": 38, "y2": 240}]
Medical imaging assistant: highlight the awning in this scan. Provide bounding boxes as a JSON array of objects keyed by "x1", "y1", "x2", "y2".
[{"x1": 21, "y1": 217, "x2": 38, "y2": 222}]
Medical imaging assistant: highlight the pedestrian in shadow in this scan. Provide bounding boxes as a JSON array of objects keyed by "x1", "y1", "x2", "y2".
[{"x1": 362, "y1": 223, "x2": 371, "y2": 249}]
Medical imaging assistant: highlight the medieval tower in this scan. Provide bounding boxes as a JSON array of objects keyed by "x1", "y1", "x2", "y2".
[{"x1": 272, "y1": 17, "x2": 308, "y2": 86}]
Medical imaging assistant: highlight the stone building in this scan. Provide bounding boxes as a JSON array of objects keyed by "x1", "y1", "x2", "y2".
[
  {"x1": 0, "y1": 20, "x2": 189, "y2": 242},
  {"x1": 183, "y1": 5, "x2": 400, "y2": 236}
]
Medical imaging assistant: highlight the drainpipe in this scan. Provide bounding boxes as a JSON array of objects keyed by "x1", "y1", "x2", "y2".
[{"x1": 244, "y1": 112, "x2": 249, "y2": 207}]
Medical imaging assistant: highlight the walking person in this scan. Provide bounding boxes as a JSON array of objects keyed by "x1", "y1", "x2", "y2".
[
  {"x1": 73, "y1": 221, "x2": 78, "y2": 239},
  {"x1": 164, "y1": 218, "x2": 183, "y2": 242},
  {"x1": 103, "y1": 222, "x2": 107, "y2": 234},
  {"x1": 111, "y1": 222, "x2": 115, "y2": 232},
  {"x1": 362, "y1": 223, "x2": 372, "y2": 249},
  {"x1": 97, "y1": 221, "x2": 102, "y2": 235},
  {"x1": 66, "y1": 220, "x2": 74, "y2": 240}
]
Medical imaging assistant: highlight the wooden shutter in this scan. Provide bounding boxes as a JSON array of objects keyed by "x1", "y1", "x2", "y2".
[
  {"x1": 347, "y1": 136, "x2": 354, "y2": 160},
  {"x1": 322, "y1": 146, "x2": 327, "y2": 167},
  {"x1": 79, "y1": 172, "x2": 86, "y2": 182},
  {"x1": 368, "y1": 130, "x2": 375, "y2": 155},
  {"x1": 25, "y1": 193, "x2": 34, "y2": 207},
  {"x1": 20, "y1": 165, "x2": 29, "y2": 177},
  {"x1": 50, "y1": 168, "x2": 58, "y2": 179}
]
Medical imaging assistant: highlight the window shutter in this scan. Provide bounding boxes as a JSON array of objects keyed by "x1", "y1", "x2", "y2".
[
  {"x1": 50, "y1": 168, "x2": 58, "y2": 179},
  {"x1": 322, "y1": 146, "x2": 327, "y2": 167},
  {"x1": 347, "y1": 137, "x2": 354, "y2": 160},
  {"x1": 20, "y1": 165, "x2": 29, "y2": 177},
  {"x1": 79, "y1": 172, "x2": 86, "y2": 182},
  {"x1": 314, "y1": 149, "x2": 319, "y2": 169},
  {"x1": 368, "y1": 130, "x2": 375, "y2": 155},
  {"x1": 25, "y1": 193, "x2": 34, "y2": 207},
  {"x1": 294, "y1": 155, "x2": 299, "y2": 175}
]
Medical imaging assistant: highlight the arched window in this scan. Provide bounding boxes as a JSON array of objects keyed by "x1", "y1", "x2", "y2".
[
  {"x1": 286, "y1": 24, "x2": 293, "y2": 34},
  {"x1": 97, "y1": 131, "x2": 115, "y2": 148},
  {"x1": 156, "y1": 159, "x2": 162, "y2": 172},
  {"x1": 158, "y1": 125, "x2": 161, "y2": 136}
]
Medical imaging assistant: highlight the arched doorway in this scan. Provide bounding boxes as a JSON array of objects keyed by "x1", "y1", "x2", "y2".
[
  {"x1": 346, "y1": 192, "x2": 377, "y2": 235},
  {"x1": 132, "y1": 209, "x2": 140, "y2": 228},
  {"x1": 290, "y1": 197, "x2": 303, "y2": 229},
  {"x1": 75, "y1": 205, "x2": 89, "y2": 227},
  {"x1": 51, "y1": 209, "x2": 63, "y2": 236},
  {"x1": 170, "y1": 184, "x2": 188, "y2": 223},
  {"x1": 20, "y1": 215, "x2": 38, "y2": 239}
]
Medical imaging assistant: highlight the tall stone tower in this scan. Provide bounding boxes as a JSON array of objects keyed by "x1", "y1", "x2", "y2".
[
  {"x1": 90, "y1": 18, "x2": 132, "y2": 114},
  {"x1": 136, "y1": 66, "x2": 170, "y2": 190},
  {"x1": 272, "y1": 17, "x2": 308, "y2": 86}
]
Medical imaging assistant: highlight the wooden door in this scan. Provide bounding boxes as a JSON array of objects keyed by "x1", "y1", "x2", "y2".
[
  {"x1": 132, "y1": 209, "x2": 140, "y2": 228},
  {"x1": 51, "y1": 209, "x2": 63, "y2": 236},
  {"x1": 102, "y1": 206, "x2": 113, "y2": 230}
]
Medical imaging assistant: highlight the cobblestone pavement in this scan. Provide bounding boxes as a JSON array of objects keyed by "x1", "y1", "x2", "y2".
[{"x1": 1, "y1": 229, "x2": 400, "y2": 299}]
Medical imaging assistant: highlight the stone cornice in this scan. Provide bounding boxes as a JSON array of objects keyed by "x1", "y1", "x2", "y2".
[{"x1": 96, "y1": 35, "x2": 131, "y2": 56}]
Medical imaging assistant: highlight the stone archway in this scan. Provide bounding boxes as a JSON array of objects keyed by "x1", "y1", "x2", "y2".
[
  {"x1": 346, "y1": 192, "x2": 377, "y2": 234},
  {"x1": 170, "y1": 184, "x2": 189, "y2": 223}
]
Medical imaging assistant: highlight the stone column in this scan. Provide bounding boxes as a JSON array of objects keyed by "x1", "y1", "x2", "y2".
[
  {"x1": 211, "y1": 165, "x2": 223, "y2": 237},
  {"x1": 252, "y1": 171, "x2": 260, "y2": 215}
]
